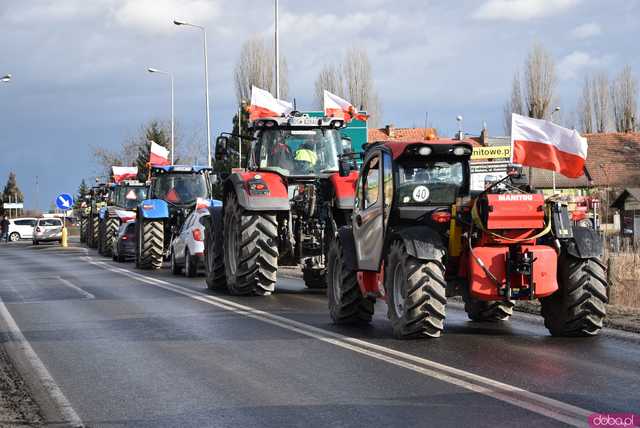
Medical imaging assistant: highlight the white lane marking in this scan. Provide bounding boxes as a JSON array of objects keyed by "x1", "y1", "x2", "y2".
[
  {"x1": 57, "y1": 277, "x2": 95, "y2": 300},
  {"x1": 86, "y1": 257, "x2": 593, "y2": 427},
  {"x1": 0, "y1": 298, "x2": 83, "y2": 427}
]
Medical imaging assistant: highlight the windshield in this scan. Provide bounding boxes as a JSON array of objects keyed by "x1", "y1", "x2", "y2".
[
  {"x1": 397, "y1": 160, "x2": 465, "y2": 205},
  {"x1": 151, "y1": 173, "x2": 208, "y2": 205},
  {"x1": 256, "y1": 128, "x2": 342, "y2": 176},
  {"x1": 114, "y1": 186, "x2": 147, "y2": 209}
]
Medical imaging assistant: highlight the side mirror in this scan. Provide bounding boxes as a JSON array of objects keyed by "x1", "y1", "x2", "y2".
[
  {"x1": 215, "y1": 136, "x2": 229, "y2": 160},
  {"x1": 339, "y1": 158, "x2": 351, "y2": 177}
]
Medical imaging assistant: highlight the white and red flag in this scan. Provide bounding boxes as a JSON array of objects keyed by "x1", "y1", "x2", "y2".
[
  {"x1": 511, "y1": 113, "x2": 587, "y2": 178},
  {"x1": 149, "y1": 141, "x2": 170, "y2": 166},
  {"x1": 323, "y1": 90, "x2": 368, "y2": 122},
  {"x1": 112, "y1": 166, "x2": 138, "y2": 183},
  {"x1": 248, "y1": 86, "x2": 293, "y2": 121}
]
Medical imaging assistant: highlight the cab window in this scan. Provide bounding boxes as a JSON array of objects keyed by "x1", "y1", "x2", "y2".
[{"x1": 363, "y1": 155, "x2": 380, "y2": 209}]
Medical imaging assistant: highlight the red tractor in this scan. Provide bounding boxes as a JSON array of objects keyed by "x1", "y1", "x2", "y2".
[
  {"x1": 206, "y1": 113, "x2": 358, "y2": 295},
  {"x1": 327, "y1": 139, "x2": 608, "y2": 338}
]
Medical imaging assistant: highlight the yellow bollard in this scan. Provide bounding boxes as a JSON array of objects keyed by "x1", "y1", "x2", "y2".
[{"x1": 61, "y1": 226, "x2": 68, "y2": 247}]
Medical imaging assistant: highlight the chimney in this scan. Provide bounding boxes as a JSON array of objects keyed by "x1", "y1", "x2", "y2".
[
  {"x1": 480, "y1": 122, "x2": 489, "y2": 146},
  {"x1": 385, "y1": 124, "x2": 395, "y2": 138}
]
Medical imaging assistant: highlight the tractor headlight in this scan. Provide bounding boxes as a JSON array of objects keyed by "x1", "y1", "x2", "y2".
[
  {"x1": 453, "y1": 146, "x2": 471, "y2": 156},
  {"x1": 418, "y1": 147, "x2": 432, "y2": 156}
]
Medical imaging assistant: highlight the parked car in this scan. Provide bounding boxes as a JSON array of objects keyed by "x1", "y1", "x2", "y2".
[
  {"x1": 112, "y1": 221, "x2": 136, "y2": 262},
  {"x1": 7, "y1": 217, "x2": 37, "y2": 241},
  {"x1": 170, "y1": 209, "x2": 208, "y2": 277},
  {"x1": 33, "y1": 218, "x2": 63, "y2": 245}
]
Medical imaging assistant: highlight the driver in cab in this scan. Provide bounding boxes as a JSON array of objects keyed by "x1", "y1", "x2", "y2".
[{"x1": 294, "y1": 141, "x2": 318, "y2": 169}]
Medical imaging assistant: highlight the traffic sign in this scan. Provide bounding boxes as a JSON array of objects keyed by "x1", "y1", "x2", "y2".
[{"x1": 56, "y1": 193, "x2": 74, "y2": 210}]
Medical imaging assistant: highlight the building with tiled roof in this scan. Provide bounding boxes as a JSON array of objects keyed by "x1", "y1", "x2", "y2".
[{"x1": 368, "y1": 125, "x2": 439, "y2": 142}]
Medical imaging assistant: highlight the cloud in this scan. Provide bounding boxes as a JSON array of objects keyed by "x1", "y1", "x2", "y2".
[
  {"x1": 113, "y1": 0, "x2": 220, "y2": 34},
  {"x1": 570, "y1": 22, "x2": 602, "y2": 39},
  {"x1": 473, "y1": 0, "x2": 580, "y2": 21},
  {"x1": 557, "y1": 51, "x2": 600, "y2": 79}
]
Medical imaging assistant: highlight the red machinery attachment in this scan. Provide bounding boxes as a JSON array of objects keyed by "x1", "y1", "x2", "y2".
[{"x1": 468, "y1": 193, "x2": 558, "y2": 300}]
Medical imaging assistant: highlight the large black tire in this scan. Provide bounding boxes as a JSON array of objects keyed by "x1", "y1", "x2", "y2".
[
  {"x1": 185, "y1": 250, "x2": 198, "y2": 278},
  {"x1": 79, "y1": 218, "x2": 87, "y2": 243},
  {"x1": 204, "y1": 219, "x2": 226, "y2": 290},
  {"x1": 541, "y1": 253, "x2": 608, "y2": 337},
  {"x1": 327, "y1": 239, "x2": 374, "y2": 324},
  {"x1": 87, "y1": 214, "x2": 99, "y2": 249},
  {"x1": 462, "y1": 291, "x2": 514, "y2": 322},
  {"x1": 136, "y1": 219, "x2": 164, "y2": 270},
  {"x1": 303, "y1": 267, "x2": 326, "y2": 289},
  {"x1": 385, "y1": 241, "x2": 447, "y2": 339},
  {"x1": 223, "y1": 193, "x2": 278, "y2": 296},
  {"x1": 102, "y1": 217, "x2": 119, "y2": 258}
]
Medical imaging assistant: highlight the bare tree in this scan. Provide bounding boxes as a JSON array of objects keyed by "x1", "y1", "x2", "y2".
[
  {"x1": 611, "y1": 65, "x2": 638, "y2": 132},
  {"x1": 342, "y1": 46, "x2": 382, "y2": 127},
  {"x1": 314, "y1": 64, "x2": 344, "y2": 109},
  {"x1": 503, "y1": 72, "x2": 524, "y2": 134},
  {"x1": 233, "y1": 37, "x2": 288, "y2": 104},
  {"x1": 523, "y1": 43, "x2": 556, "y2": 119},
  {"x1": 593, "y1": 72, "x2": 611, "y2": 133},
  {"x1": 578, "y1": 75, "x2": 594, "y2": 133}
]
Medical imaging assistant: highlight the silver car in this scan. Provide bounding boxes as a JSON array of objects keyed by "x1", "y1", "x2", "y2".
[{"x1": 33, "y1": 218, "x2": 64, "y2": 245}]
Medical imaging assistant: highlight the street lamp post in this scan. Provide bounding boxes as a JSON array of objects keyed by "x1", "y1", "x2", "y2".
[
  {"x1": 148, "y1": 67, "x2": 175, "y2": 164},
  {"x1": 274, "y1": 0, "x2": 280, "y2": 99},
  {"x1": 174, "y1": 20, "x2": 212, "y2": 167},
  {"x1": 1, "y1": 74, "x2": 11, "y2": 83}
]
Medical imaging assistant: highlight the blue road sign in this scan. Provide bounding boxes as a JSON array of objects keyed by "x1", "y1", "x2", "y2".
[{"x1": 56, "y1": 193, "x2": 74, "y2": 210}]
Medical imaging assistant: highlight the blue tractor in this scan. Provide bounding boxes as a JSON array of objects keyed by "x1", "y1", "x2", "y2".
[{"x1": 135, "y1": 165, "x2": 221, "y2": 270}]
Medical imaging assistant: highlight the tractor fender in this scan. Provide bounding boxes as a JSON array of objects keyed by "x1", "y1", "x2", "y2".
[
  {"x1": 563, "y1": 226, "x2": 603, "y2": 259},
  {"x1": 389, "y1": 226, "x2": 446, "y2": 262},
  {"x1": 330, "y1": 171, "x2": 358, "y2": 210},
  {"x1": 139, "y1": 199, "x2": 169, "y2": 219},
  {"x1": 337, "y1": 226, "x2": 358, "y2": 271},
  {"x1": 226, "y1": 172, "x2": 289, "y2": 211}
]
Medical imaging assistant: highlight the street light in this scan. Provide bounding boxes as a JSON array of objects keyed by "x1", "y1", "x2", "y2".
[
  {"x1": 1, "y1": 74, "x2": 11, "y2": 83},
  {"x1": 147, "y1": 67, "x2": 175, "y2": 164},
  {"x1": 174, "y1": 19, "x2": 212, "y2": 167}
]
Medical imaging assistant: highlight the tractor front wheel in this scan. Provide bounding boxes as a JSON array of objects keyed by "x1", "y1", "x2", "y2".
[
  {"x1": 327, "y1": 239, "x2": 373, "y2": 324},
  {"x1": 204, "y1": 218, "x2": 226, "y2": 291},
  {"x1": 541, "y1": 253, "x2": 608, "y2": 337},
  {"x1": 102, "y1": 217, "x2": 119, "y2": 258},
  {"x1": 136, "y1": 219, "x2": 164, "y2": 270},
  {"x1": 462, "y1": 291, "x2": 514, "y2": 322},
  {"x1": 385, "y1": 241, "x2": 447, "y2": 339},
  {"x1": 223, "y1": 193, "x2": 278, "y2": 296}
]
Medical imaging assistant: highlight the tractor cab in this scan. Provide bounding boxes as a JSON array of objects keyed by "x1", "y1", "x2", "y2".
[
  {"x1": 112, "y1": 182, "x2": 148, "y2": 211},
  {"x1": 148, "y1": 166, "x2": 211, "y2": 207}
]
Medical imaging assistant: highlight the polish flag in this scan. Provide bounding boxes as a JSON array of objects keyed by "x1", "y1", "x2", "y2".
[
  {"x1": 323, "y1": 90, "x2": 368, "y2": 122},
  {"x1": 112, "y1": 166, "x2": 138, "y2": 183},
  {"x1": 149, "y1": 141, "x2": 170, "y2": 166},
  {"x1": 511, "y1": 114, "x2": 587, "y2": 178},
  {"x1": 248, "y1": 86, "x2": 293, "y2": 121}
]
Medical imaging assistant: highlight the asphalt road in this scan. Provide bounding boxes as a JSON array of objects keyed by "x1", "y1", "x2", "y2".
[{"x1": 0, "y1": 241, "x2": 638, "y2": 427}]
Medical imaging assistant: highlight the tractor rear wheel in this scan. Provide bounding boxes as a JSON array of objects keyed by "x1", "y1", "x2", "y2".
[
  {"x1": 89, "y1": 215, "x2": 99, "y2": 249},
  {"x1": 79, "y1": 218, "x2": 87, "y2": 243},
  {"x1": 385, "y1": 241, "x2": 446, "y2": 339},
  {"x1": 541, "y1": 253, "x2": 608, "y2": 337},
  {"x1": 462, "y1": 291, "x2": 514, "y2": 322},
  {"x1": 223, "y1": 193, "x2": 278, "y2": 296},
  {"x1": 204, "y1": 218, "x2": 226, "y2": 291},
  {"x1": 102, "y1": 217, "x2": 118, "y2": 258},
  {"x1": 327, "y1": 239, "x2": 373, "y2": 324},
  {"x1": 136, "y1": 219, "x2": 164, "y2": 270},
  {"x1": 302, "y1": 266, "x2": 326, "y2": 289}
]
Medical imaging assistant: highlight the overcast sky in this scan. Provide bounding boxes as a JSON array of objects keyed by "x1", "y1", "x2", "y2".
[{"x1": 1, "y1": 0, "x2": 639, "y2": 210}]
